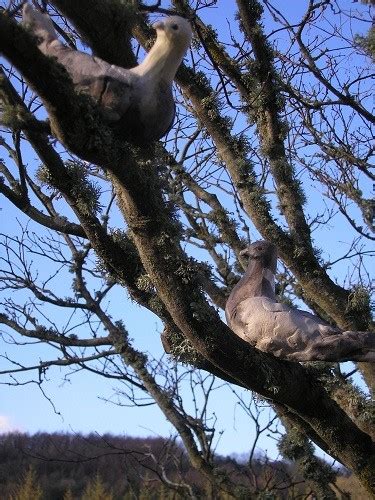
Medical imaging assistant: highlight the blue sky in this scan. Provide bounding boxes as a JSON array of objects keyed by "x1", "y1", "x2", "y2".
[
  {"x1": 0, "y1": 191, "x2": 283, "y2": 459},
  {"x1": 0, "y1": 0, "x2": 373, "y2": 463}
]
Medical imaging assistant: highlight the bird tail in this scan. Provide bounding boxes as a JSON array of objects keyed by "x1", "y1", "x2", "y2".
[
  {"x1": 300, "y1": 330, "x2": 375, "y2": 362},
  {"x1": 340, "y1": 330, "x2": 375, "y2": 362},
  {"x1": 23, "y1": 3, "x2": 58, "y2": 51}
]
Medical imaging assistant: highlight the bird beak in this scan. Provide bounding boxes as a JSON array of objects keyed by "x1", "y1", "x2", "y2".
[{"x1": 153, "y1": 20, "x2": 165, "y2": 31}]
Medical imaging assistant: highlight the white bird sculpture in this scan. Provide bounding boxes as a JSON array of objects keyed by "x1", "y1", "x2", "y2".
[
  {"x1": 225, "y1": 241, "x2": 375, "y2": 362},
  {"x1": 22, "y1": 4, "x2": 192, "y2": 144}
]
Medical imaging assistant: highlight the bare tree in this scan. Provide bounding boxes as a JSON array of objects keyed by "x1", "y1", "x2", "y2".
[{"x1": 0, "y1": 0, "x2": 374, "y2": 497}]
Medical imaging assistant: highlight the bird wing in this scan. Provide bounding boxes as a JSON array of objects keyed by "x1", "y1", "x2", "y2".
[
  {"x1": 261, "y1": 299, "x2": 291, "y2": 312},
  {"x1": 23, "y1": 4, "x2": 135, "y2": 121},
  {"x1": 44, "y1": 47, "x2": 136, "y2": 121},
  {"x1": 230, "y1": 297, "x2": 339, "y2": 356}
]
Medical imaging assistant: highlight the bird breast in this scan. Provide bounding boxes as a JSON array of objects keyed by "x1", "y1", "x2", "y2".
[{"x1": 112, "y1": 79, "x2": 174, "y2": 143}]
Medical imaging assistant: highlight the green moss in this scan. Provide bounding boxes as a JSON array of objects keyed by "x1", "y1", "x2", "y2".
[
  {"x1": 37, "y1": 160, "x2": 102, "y2": 216},
  {"x1": 114, "y1": 319, "x2": 129, "y2": 339},
  {"x1": 135, "y1": 273, "x2": 155, "y2": 293},
  {"x1": 346, "y1": 286, "x2": 372, "y2": 330},
  {"x1": 0, "y1": 103, "x2": 29, "y2": 130},
  {"x1": 147, "y1": 295, "x2": 165, "y2": 315},
  {"x1": 355, "y1": 26, "x2": 375, "y2": 61},
  {"x1": 164, "y1": 328, "x2": 203, "y2": 364},
  {"x1": 279, "y1": 427, "x2": 336, "y2": 498}
]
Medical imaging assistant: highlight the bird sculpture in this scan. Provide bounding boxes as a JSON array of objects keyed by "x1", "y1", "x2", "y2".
[
  {"x1": 225, "y1": 241, "x2": 375, "y2": 362},
  {"x1": 22, "y1": 4, "x2": 192, "y2": 144}
]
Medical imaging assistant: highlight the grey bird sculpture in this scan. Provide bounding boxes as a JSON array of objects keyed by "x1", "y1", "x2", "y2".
[
  {"x1": 22, "y1": 4, "x2": 192, "y2": 144},
  {"x1": 225, "y1": 241, "x2": 375, "y2": 362}
]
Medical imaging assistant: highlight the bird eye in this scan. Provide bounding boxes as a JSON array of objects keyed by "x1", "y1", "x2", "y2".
[{"x1": 172, "y1": 24, "x2": 179, "y2": 30}]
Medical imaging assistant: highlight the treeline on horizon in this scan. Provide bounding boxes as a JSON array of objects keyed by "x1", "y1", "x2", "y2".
[{"x1": 0, "y1": 431, "x2": 367, "y2": 499}]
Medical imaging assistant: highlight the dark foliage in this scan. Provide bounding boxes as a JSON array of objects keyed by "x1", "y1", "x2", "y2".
[{"x1": 0, "y1": 432, "x2": 316, "y2": 499}]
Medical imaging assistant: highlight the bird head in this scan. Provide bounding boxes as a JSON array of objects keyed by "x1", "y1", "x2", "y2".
[
  {"x1": 240, "y1": 241, "x2": 277, "y2": 273},
  {"x1": 153, "y1": 16, "x2": 192, "y2": 51}
]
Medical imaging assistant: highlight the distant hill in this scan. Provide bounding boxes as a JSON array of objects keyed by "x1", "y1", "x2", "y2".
[{"x1": 0, "y1": 432, "x2": 363, "y2": 499}]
